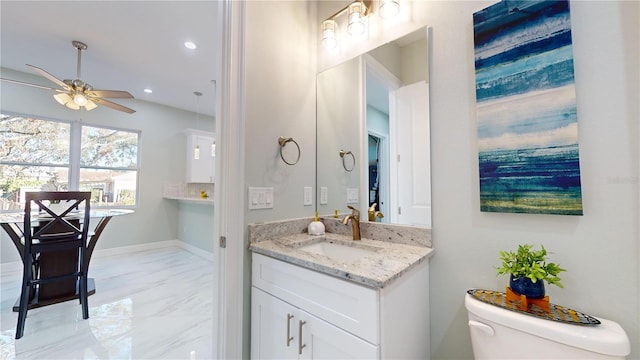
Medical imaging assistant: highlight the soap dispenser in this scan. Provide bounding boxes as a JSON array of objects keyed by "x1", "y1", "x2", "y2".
[{"x1": 308, "y1": 212, "x2": 325, "y2": 235}]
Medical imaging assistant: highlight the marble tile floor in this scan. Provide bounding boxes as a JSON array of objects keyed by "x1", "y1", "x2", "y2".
[{"x1": 0, "y1": 246, "x2": 216, "y2": 359}]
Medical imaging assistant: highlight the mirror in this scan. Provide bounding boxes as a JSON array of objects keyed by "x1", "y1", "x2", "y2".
[{"x1": 316, "y1": 27, "x2": 431, "y2": 227}]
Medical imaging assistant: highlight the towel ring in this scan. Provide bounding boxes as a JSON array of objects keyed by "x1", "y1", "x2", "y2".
[
  {"x1": 339, "y1": 150, "x2": 355, "y2": 172},
  {"x1": 278, "y1": 136, "x2": 301, "y2": 165}
]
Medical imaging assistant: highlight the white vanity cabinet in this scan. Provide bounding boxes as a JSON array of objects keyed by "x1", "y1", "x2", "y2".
[
  {"x1": 184, "y1": 129, "x2": 215, "y2": 183},
  {"x1": 251, "y1": 252, "x2": 430, "y2": 359},
  {"x1": 252, "y1": 288, "x2": 377, "y2": 359}
]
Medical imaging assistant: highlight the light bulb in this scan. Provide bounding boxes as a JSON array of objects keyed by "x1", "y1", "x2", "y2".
[
  {"x1": 348, "y1": 2, "x2": 367, "y2": 36},
  {"x1": 380, "y1": 0, "x2": 400, "y2": 19},
  {"x1": 73, "y1": 92, "x2": 88, "y2": 106},
  {"x1": 321, "y1": 19, "x2": 338, "y2": 50}
]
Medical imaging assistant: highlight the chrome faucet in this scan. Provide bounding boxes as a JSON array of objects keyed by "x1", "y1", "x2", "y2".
[{"x1": 342, "y1": 205, "x2": 361, "y2": 240}]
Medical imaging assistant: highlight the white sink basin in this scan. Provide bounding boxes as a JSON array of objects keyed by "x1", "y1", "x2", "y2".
[{"x1": 299, "y1": 240, "x2": 379, "y2": 263}]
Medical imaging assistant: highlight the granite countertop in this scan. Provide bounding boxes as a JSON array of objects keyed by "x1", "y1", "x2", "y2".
[{"x1": 249, "y1": 232, "x2": 434, "y2": 289}]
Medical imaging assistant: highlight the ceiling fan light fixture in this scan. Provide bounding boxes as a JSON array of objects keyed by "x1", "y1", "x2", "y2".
[
  {"x1": 73, "y1": 92, "x2": 88, "y2": 106},
  {"x1": 53, "y1": 93, "x2": 72, "y2": 105},
  {"x1": 65, "y1": 100, "x2": 81, "y2": 110},
  {"x1": 84, "y1": 99, "x2": 98, "y2": 111}
]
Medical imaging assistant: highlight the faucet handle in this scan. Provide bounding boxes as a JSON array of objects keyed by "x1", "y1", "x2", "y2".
[{"x1": 347, "y1": 205, "x2": 360, "y2": 219}]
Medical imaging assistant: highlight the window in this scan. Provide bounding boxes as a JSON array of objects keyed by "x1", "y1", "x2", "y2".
[{"x1": 0, "y1": 114, "x2": 140, "y2": 210}]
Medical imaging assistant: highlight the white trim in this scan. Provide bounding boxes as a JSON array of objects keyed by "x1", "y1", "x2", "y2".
[
  {"x1": 91, "y1": 240, "x2": 179, "y2": 259},
  {"x1": 360, "y1": 54, "x2": 402, "y2": 216},
  {"x1": 216, "y1": 0, "x2": 246, "y2": 359},
  {"x1": 176, "y1": 241, "x2": 215, "y2": 262},
  {"x1": 367, "y1": 129, "x2": 390, "y2": 220}
]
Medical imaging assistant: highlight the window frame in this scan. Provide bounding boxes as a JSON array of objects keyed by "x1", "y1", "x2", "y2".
[{"x1": 1, "y1": 111, "x2": 141, "y2": 211}]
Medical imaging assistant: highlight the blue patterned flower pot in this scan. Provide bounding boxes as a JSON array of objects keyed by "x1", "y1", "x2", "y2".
[{"x1": 510, "y1": 274, "x2": 545, "y2": 299}]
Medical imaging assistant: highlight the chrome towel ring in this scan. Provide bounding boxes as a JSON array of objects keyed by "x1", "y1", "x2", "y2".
[
  {"x1": 339, "y1": 150, "x2": 355, "y2": 172},
  {"x1": 278, "y1": 136, "x2": 301, "y2": 165}
]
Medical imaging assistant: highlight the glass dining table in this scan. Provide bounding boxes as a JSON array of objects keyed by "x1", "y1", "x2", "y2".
[{"x1": 0, "y1": 208, "x2": 134, "y2": 311}]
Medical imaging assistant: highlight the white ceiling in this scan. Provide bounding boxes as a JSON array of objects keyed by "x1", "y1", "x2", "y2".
[{"x1": 0, "y1": 1, "x2": 218, "y2": 117}]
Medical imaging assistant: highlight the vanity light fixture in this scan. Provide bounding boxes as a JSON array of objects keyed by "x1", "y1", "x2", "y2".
[
  {"x1": 321, "y1": 1, "x2": 372, "y2": 49},
  {"x1": 321, "y1": 19, "x2": 338, "y2": 50},
  {"x1": 347, "y1": 2, "x2": 367, "y2": 36},
  {"x1": 379, "y1": 0, "x2": 400, "y2": 19}
]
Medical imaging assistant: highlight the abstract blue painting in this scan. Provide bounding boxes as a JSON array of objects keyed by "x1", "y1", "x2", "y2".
[{"x1": 473, "y1": 0, "x2": 583, "y2": 215}]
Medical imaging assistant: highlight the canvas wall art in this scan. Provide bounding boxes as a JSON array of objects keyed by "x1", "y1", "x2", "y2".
[{"x1": 473, "y1": 0, "x2": 583, "y2": 215}]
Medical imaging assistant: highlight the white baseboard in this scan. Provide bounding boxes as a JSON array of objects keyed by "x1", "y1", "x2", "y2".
[
  {"x1": 91, "y1": 239, "x2": 181, "y2": 259},
  {"x1": 176, "y1": 241, "x2": 215, "y2": 262},
  {"x1": 1, "y1": 240, "x2": 214, "y2": 274}
]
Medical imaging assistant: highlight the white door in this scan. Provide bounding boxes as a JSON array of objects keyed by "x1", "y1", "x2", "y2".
[
  {"x1": 299, "y1": 310, "x2": 378, "y2": 360},
  {"x1": 390, "y1": 81, "x2": 431, "y2": 226},
  {"x1": 251, "y1": 288, "x2": 299, "y2": 359}
]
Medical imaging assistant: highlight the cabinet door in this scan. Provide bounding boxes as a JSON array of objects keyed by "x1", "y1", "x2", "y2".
[
  {"x1": 187, "y1": 135, "x2": 215, "y2": 183},
  {"x1": 299, "y1": 310, "x2": 378, "y2": 360},
  {"x1": 251, "y1": 287, "x2": 298, "y2": 360}
]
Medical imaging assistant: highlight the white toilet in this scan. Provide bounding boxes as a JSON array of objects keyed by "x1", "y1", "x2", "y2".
[{"x1": 465, "y1": 293, "x2": 631, "y2": 359}]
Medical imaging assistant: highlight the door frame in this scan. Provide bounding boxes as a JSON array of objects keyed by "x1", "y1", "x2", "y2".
[
  {"x1": 360, "y1": 54, "x2": 402, "y2": 219},
  {"x1": 215, "y1": 0, "x2": 245, "y2": 358},
  {"x1": 367, "y1": 130, "x2": 390, "y2": 221}
]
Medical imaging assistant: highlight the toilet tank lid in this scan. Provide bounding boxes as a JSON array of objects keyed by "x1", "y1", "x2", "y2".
[{"x1": 465, "y1": 294, "x2": 631, "y2": 356}]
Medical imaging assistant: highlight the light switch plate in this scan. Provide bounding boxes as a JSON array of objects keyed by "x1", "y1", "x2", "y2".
[
  {"x1": 248, "y1": 187, "x2": 274, "y2": 210},
  {"x1": 320, "y1": 187, "x2": 328, "y2": 205},
  {"x1": 303, "y1": 187, "x2": 313, "y2": 206},
  {"x1": 346, "y1": 188, "x2": 358, "y2": 204}
]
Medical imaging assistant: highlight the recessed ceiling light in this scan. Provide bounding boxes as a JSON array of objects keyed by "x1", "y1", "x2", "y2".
[
  {"x1": 144, "y1": 88, "x2": 153, "y2": 94},
  {"x1": 184, "y1": 41, "x2": 197, "y2": 50}
]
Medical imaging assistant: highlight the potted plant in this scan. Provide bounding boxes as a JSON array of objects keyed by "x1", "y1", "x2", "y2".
[{"x1": 497, "y1": 244, "x2": 566, "y2": 299}]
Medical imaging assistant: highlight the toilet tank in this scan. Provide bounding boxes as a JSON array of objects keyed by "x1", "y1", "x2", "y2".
[{"x1": 465, "y1": 294, "x2": 630, "y2": 359}]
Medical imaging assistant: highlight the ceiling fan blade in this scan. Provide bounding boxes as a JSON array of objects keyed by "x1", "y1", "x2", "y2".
[
  {"x1": 92, "y1": 97, "x2": 136, "y2": 114},
  {"x1": 1, "y1": 77, "x2": 59, "y2": 91},
  {"x1": 87, "y1": 89, "x2": 134, "y2": 99},
  {"x1": 26, "y1": 64, "x2": 69, "y2": 90}
]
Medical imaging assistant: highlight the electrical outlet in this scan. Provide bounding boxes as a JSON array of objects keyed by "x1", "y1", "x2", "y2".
[{"x1": 320, "y1": 187, "x2": 328, "y2": 205}]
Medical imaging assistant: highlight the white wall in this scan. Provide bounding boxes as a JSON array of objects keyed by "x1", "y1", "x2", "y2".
[
  {"x1": 244, "y1": 1, "x2": 317, "y2": 225},
  {"x1": 423, "y1": 1, "x2": 639, "y2": 358},
  {"x1": 1, "y1": 68, "x2": 216, "y2": 263},
  {"x1": 243, "y1": 0, "x2": 318, "y2": 356}
]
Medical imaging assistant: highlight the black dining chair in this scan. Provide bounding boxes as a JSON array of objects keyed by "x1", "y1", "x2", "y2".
[{"x1": 16, "y1": 191, "x2": 92, "y2": 339}]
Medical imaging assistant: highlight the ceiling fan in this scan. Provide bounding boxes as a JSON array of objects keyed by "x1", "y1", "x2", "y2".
[{"x1": 1, "y1": 40, "x2": 136, "y2": 114}]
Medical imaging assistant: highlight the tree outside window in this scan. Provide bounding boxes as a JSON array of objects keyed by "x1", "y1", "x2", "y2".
[{"x1": 1, "y1": 114, "x2": 139, "y2": 210}]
